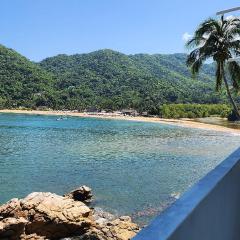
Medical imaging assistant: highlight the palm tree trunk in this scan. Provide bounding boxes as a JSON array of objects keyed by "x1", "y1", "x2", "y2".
[{"x1": 222, "y1": 63, "x2": 240, "y2": 120}]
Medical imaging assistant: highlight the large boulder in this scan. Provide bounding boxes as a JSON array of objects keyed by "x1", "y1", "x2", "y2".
[
  {"x1": 0, "y1": 192, "x2": 92, "y2": 239},
  {"x1": 0, "y1": 188, "x2": 140, "y2": 240}
]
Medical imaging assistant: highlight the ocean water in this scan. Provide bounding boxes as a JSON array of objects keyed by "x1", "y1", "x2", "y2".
[{"x1": 0, "y1": 113, "x2": 239, "y2": 224}]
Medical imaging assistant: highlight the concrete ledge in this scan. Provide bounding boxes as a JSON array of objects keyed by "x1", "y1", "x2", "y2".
[{"x1": 133, "y1": 147, "x2": 240, "y2": 240}]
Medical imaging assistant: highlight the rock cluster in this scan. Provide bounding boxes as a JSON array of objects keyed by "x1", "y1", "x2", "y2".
[
  {"x1": 0, "y1": 187, "x2": 140, "y2": 240},
  {"x1": 82, "y1": 215, "x2": 140, "y2": 240}
]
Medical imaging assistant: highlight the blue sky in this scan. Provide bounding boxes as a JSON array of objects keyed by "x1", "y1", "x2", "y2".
[{"x1": 1, "y1": 0, "x2": 240, "y2": 61}]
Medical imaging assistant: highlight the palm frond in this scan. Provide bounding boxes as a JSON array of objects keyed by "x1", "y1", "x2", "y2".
[
  {"x1": 187, "y1": 15, "x2": 240, "y2": 95},
  {"x1": 186, "y1": 49, "x2": 208, "y2": 76},
  {"x1": 186, "y1": 37, "x2": 205, "y2": 49},
  {"x1": 195, "y1": 18, "x2": 221, "y2": 39},
  {"x1": 224, "y1": 17, "x2": 240, "y2": 41},
  {"x1": 191, "y1": 58, "x2": 203, "y2": 76},
  {"x1": 229, "y1": 40, "x2": 240, "y2": 53},
  {"x1": 186, "y1": 49, "x2": 199, "y2": 67}
]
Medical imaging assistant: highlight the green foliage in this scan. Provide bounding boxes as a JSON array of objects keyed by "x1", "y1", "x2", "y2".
[
  {"x1": 0, "y1": 44, "x2": 57, "y2": 109},
  {"x1": 186, "y1": 16, "x2": 240, "y2": 119},
  {"x1": 39, "y1": 49, "x2": 225, "y2": 110},
  {"x1": 160, "y1": 104, "x2": 231, "y2": 119},
  {"x1": 0, "y1": 45, "x2": 227, "y2": 111}
]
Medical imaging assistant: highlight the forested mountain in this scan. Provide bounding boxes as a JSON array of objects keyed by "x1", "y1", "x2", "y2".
[
  {"x1": 0, "y1": 45, "x2": 225, "y2": 112},
  {"x1": 39, "y1": 49, "x2": 223, "y2": 112},
  {"x1": 0, "y1": 45, "x2": 56, "y2": 108}
]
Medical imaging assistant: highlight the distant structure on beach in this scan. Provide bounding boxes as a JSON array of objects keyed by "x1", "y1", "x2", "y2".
[{"x1": 121, "y1": 109, "x2": 139, "y2": 116}]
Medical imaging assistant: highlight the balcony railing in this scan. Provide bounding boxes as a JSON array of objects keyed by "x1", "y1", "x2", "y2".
[{"x1": 133, "y1": 147, "x2": 240, "y2": 240}]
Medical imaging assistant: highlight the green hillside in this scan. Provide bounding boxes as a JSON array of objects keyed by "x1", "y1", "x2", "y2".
[
  {"x1": 0, "y1": 45, "x2": 56, "y2": 108},
  {"x1": 0, "y1": 45, "x2": 225, "y2": 112},
  {"x1": 39, "y1": 49, "x2": 223, "y2": 112}
]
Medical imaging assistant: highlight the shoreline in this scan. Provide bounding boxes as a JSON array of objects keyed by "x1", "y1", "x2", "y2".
[{"x1": 0, "y1": 109, "x2": 240, "y2": 135}]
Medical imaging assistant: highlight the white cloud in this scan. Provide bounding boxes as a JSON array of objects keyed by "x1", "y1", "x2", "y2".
[
  {"x1": 182, "y1": 32, "x2": 192, "y2": 42},
  {"x1": 226, "y1": 15, "x2": 234, "y2": 20}
]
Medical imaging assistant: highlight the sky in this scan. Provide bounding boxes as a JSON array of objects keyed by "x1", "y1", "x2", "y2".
[{"x1": 1, "y1": 0, "x2": 240, "y2": 61}]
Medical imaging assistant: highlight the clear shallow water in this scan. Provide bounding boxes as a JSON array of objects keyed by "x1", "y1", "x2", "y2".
[{"x1": 0, "y1": 113, "x2": 240, "y2": 224}]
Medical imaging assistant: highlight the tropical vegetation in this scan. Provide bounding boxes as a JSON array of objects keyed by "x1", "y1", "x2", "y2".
[
  {"x1": 186, "y1": 16, "x2": 240, "y2": 120},
  {"x1": 0, "y1": 44, "x2": 233, "y2": 118},
  {"x1": 160, "y1": 104, "x2": 231, "y2": 119}
]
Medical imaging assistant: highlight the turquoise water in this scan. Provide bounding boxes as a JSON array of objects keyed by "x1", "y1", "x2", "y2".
[{"x1": 0, "y1": 113, "x2": 240, "y2": 224}]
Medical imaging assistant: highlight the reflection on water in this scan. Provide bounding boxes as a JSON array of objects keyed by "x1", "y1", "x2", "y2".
[{"x1": 0, "y1": 113, "x2": 239, "y2": 224}]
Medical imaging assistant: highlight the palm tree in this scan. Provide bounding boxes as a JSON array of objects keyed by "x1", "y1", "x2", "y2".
[{"x1": 186, "y1": 16, "x2": 240, "y2": 120}]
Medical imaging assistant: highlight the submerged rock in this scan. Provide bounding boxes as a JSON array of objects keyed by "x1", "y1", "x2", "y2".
[{"x1": 0, "y1": 187, "x2": 140, "y2": 240}]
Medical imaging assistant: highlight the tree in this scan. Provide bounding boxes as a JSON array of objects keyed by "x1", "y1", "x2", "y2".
[{"x1": 186, "y1": 16, "x2": 240, "y2": 120}]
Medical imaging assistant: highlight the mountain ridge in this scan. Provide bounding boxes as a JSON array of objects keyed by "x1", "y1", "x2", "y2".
[
  {"x1": 39, "y1": 49, "x2": 221, "y2": 112},
  {"x1": 0, "y1": 45, "x2": 224, "y2": 112}
]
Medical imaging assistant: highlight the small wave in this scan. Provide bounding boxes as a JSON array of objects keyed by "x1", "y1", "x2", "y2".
[{"x1": 170, "y1": 192, "x2": 181, "y2": 199}]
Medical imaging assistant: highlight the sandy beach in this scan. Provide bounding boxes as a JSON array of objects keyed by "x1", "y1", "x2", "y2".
[{"x1": 0, "y1": 109, "x2": 240, "y2": 135}]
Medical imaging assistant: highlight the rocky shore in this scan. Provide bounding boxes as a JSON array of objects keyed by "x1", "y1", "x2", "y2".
[{"x1": 0, "y1": 186, "x2": 140, "y2": 240}]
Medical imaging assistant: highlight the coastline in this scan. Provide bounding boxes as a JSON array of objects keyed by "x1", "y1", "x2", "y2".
[{"x1": 0, "y1": 109, "x2": 240, "y2": 135}]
